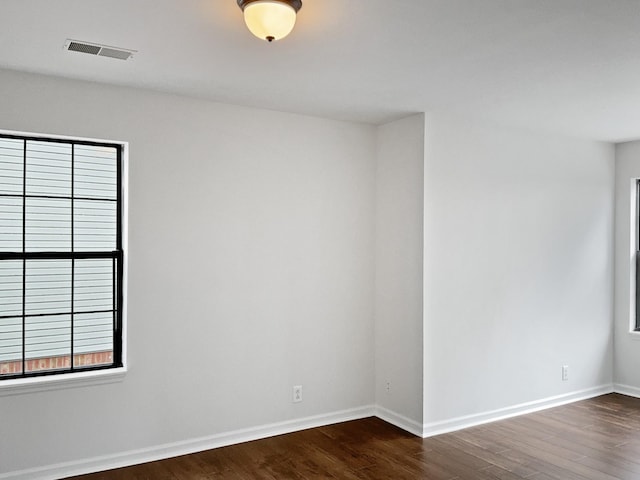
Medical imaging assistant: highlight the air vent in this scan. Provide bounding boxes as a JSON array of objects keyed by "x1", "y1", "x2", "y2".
[
  {"x1": 64, "y1": 39, "x2": 136, "y2": 61},
  {"x1": 67, "y1": 41, "x2": 101, "y2": 55},
  {"x1": 98, "y1": 47, "x2": 133, "y2": 60}
]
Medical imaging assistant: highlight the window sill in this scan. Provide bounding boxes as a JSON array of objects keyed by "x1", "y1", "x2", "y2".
[
  {"x1": 0, "y1": 367, "x2": 127, "y2": 397},
  {"x1": 628, "y1": 331, "x2": 640, "y2": 340}
]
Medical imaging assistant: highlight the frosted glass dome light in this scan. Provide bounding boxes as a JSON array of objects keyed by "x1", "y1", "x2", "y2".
[{"x1": 237, "y1": 0, "x2": 302, "y2": 42}]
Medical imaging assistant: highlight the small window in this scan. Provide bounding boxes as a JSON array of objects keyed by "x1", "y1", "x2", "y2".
[{"x1": 0, "y1": 133, "x2": 123, "y2": 379}]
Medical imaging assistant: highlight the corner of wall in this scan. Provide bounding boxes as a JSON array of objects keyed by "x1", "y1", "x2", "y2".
[{"x1": 373, "y1": 113, "x2": 426, "y2": 429}]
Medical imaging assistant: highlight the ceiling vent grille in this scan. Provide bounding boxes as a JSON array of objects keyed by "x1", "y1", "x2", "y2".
[{"x1": 64, "y1": 39, "x2": 136, "y2": 60}]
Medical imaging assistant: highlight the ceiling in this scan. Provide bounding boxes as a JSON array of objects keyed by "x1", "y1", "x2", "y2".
[{"x1": 1, "y1": 0, "x2": 640, "y2": 142}]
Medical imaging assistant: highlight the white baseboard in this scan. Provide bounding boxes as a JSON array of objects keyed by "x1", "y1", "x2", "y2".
[
  {"x1": 614, "y1": 383, "x2": 640, "y2": 398},
  {"x1": 420, "y1": 384, "x2": 614, "y2": 438},
  {"x1": 2, "y1": 384, "x2": 622, "y2": 480},
  {"x1": 374, "y1": 405, "x2": 423, "y2": 437},
  {"x1": 0, "y1": 405, "x2": 375, "y2": 480}
]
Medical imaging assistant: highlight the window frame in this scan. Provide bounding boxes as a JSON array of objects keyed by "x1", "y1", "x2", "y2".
[
  {"x1": 0, "y1": 131, "x2": 125, "y2": 383},
  {"x1": 635, "y1": 179, "x2": 640, "y2": 333}
]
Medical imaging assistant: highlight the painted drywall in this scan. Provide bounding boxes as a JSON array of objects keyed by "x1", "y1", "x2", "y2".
[
  {"x1": 374, "y1": 114, "x2": 424, "y2": 430},
  {"x1": 613, "y1": 141, "x2": 640, "y2": 391},
  {"x1": 422, "y1": 113, "x2": 615, "y2": 426},
  {"x1": 0, "y1": 69, "x2": 376, "y2": 475},
  {"x1": 0, "y1": 66, "x2": 622, "y2": 476}
]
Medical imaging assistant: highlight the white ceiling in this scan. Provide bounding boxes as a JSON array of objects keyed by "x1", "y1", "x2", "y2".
[{"x1": 1, "y1": 0, "x2": 640, "y2": 142}]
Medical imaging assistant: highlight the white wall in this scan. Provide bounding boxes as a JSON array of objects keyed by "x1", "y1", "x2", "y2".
[
  {"x1": 613, "y1": 141, "x2": 640, "y2": 391},
  {"x1": 422, "y1": 113, "x2": 615, "y2": 428},
  {"x1": 0, "y1": 69, "x2": 376, "y2": 476},
  {"x1": 374, "y1": 114, "x2": 424, "y2": 431},
  {"x1": 0, "y1": 68, "x2": 621, "y2": 476}
]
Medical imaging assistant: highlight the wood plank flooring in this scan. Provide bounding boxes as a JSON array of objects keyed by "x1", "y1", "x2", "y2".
[{"x1": 67, "y1": 393, "x2": 640, "y2": 480}]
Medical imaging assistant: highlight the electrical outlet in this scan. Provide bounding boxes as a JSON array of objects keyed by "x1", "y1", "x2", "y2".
[
  {"x1": 562, "y1": 365, "x2": 569, "y2": 381},
  {"x1": 385, "y1": 381, "x2": 390, "y2": 393},
  {"x1": 293, "y1": 385, "x2": 302, "y2": 403}
]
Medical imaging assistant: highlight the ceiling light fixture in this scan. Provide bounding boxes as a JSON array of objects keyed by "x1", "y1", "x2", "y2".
[{"x1": 237, "y1": 0, "x2": 302, "y2": 42}]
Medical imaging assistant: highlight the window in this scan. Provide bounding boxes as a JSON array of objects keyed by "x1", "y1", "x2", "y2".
[
  {"x1": 0, "y1": 133, "x2": 123, "y2": 380},
  {"x1": 636, "y1": 180, "x2": 640, "y2": 331}
]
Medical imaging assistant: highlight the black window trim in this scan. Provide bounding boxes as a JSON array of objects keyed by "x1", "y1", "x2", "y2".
[
  {"x1": 0, "y1": 132, "x2": 124, "y2": 381},
  {"x1": 636, "y1": 179, "x2": 640, "y2": 332}
]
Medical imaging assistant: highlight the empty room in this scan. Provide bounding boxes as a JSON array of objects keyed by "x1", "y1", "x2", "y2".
[{"x1": 1, "y1": 1, "x2": 640, "y2": 479}]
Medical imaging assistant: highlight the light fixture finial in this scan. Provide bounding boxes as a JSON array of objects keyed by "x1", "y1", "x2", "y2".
[{"x1": 237, "y1": 0, "x2": 302, "y2": 42}]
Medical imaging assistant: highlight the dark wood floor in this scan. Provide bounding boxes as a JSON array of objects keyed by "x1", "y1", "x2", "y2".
[{"x1": 67, "y1": 393, "x2": 640, "y2": 480}]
